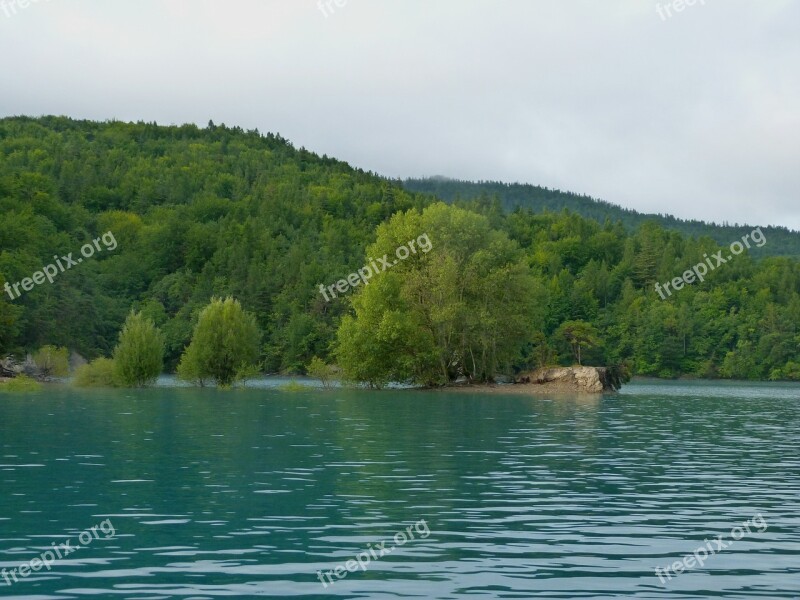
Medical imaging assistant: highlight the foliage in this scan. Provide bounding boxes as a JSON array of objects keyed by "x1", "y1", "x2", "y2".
[
  {"x1": 234, "y1": 363, "x2": 262, "y2": 388},
  {"x1": 307, "y1": 356, "x2": 337, "y2": 389},
  {"x1": 404, "y1": 178, "x2": 800, "y2": 258},
  {"x1": 526, "y1": 331, "x2": 558, "y2": 370},
  {"x1": 556, "y1": 320, "x2": 601, "y2": 366},
  {"x1": 278, "y1": 380, "x2": 314, "y2": 392},
  {"x1": 2, "y1": 116, "x2": 800, "y2": 383},
  {"x1": 336, "y1": 203, "x2": 544, "y2": 386},
  {"x1": 175, "y1": 342, "x2": 207, "y2": 387},
  {"x1": 0, "y1": 374, "x2": 43, "y2": 393},
  {"x1": 73, "y1": 358, "x2": 119, "y2": 387},
  {"x1": 177, "y1": 297, "x2": 261, "y2": 387},
  {"x1": 33, "y1": 345, "x2": 70, "y2": 377},
  {"x1": 112, "y1": 311, "x2": 165, "y2": 387}
]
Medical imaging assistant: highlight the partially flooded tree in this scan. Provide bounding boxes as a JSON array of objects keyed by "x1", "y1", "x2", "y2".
[
  {"x1": 307, "y1": 356, "x2": 338, "y2": 389},
  {"x1": 177, "y1": 297, "x2": 261, "y2": 387},
  {"x1": 113, "y1": 311, "x2": 165, "y2": 387}
]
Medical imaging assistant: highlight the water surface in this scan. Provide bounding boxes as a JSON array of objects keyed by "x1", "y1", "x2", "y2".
[{"x1": 1, "y1": 381, "x2": 799, "y2": 598}]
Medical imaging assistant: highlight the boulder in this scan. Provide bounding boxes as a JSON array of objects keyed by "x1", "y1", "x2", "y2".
[{"x1": 515, "y1": 366, "x2": 620, "y2": 393}]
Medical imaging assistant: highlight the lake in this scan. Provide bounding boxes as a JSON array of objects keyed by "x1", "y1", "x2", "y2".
[{"x1": 1, "y1": 380, "x2": 799, "y2": 598}]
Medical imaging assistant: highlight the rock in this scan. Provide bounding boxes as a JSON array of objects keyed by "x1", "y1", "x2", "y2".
[
  {"x1": 21, "y1": 353, "x2": 39, "y2": 378},
  {"x1": 1, "y1": 355, "x2": 48, "y2": 381},
  {"x1": 0, "y1": 356, "x2": 22, "y2": 378},
  {"x1": 515, "y1": 366, "x2": 620, "y2": 393}
]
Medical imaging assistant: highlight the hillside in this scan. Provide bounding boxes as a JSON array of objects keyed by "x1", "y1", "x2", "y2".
[
  {"x1": 404, "y1": 178, "x2": 800, "y2": 257},
  {"x1": 2, "y1": 116, "x2": 800, "y2": 381},
  {"x1": 0, "y1": 115, "x2": 425, "y2": 371}
]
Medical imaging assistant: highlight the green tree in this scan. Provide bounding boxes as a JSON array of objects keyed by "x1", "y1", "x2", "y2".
[
  {"x1": 307, "y1": 356, "x2": 337, "y2": 389},
  {"x1": 4, "y1": 116, "x2": 800, "y2": 384},
  {"x1": 177, "y1": 297, "x2": 261, "y2": 387},
  {"x1": 176, "y1": 341, "x2": 207, "y2": 387},
  {"x1": 112, "y1": 311, "x2": 165, "y2": 387},
  {"x1": 556, "y1": 320, "x2": 601, "y2": 366},
  {"x1": 336, "y1": 203, "x2": 544, "y2": 386}
]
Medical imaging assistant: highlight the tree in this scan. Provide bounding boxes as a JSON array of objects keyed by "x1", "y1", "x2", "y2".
[
  {"x1": 33, "y1": 345, "x2": 70, "y2": 378},
  {"x1": 112, "y1": 311, "x2": 165, "y2": 387},
  {"x1": 557, "y1": 320, "x2": 601, "y2": 366},
  {"x1": 175, "y1": 341, "x2": 206, "y2": 387},
  {"x1": 528, "y1": 331, "x2": 558, "y2": 369},
  {"x1": 336, "y1": 203, "x2": 545, "y2": 386},
  {"x1": 0, "y1": 279, "x2": 22, "y2": 355},
  {"x1": 177, "y1": 297, "x2": 261, "y2": 387},
  {"x1": 6, "y1": 116, "x2": 800, "y2": 384},
  {"x1": 307, "y1": 356, "x2": 337, "y2": 389}
]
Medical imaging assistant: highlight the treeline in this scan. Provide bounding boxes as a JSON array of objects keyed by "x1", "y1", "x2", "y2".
[
  {"x1": 1, "y1": 116, "x2": 799, "y2": 381},
  {"x1": 404, "y1": 178, "x2": 800, "y2": 258}
]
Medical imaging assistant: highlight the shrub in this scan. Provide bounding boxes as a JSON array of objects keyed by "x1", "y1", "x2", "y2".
[
  {"x1": 307, "y1": 356, "x2": 337, "y2": 389},
  {"x1": 0, "y1": 375, "x2": 43, "y2": 393},
  {"x1": 73, "y1": 358, "x2": 118, "y2": 388},
  {"x1": 33, "y1": 345, "x2": 70, "y2": 377},
  {"x1": 113, "y1": 311, "x2": 165, "y2": 387}
]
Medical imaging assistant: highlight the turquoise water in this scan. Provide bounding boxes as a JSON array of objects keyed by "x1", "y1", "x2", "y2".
[{"x1": 1, "y1": 381, "x2": 799, "y2": 598}]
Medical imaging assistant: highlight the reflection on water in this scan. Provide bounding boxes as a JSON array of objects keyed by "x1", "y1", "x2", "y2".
[{"x1": 1, "y1": 381, "x2": 799, "y2": 598}]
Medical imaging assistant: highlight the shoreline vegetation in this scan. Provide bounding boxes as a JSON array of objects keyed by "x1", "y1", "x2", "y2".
[
  {"x1": 3, "y1": 117, "x2": 800, "y2": 389},
  {"x1": 3, "y1": 365, "x2": 800, "y2": 395}
]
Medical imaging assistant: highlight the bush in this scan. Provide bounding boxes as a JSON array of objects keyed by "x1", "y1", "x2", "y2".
[
  {"x1": 0, "y1": 375, "x2": 43, "y2": 393},
  {"x1": 113, "y1": 311, "x2": 165, "y2": 387},
  {"x1": 73, "y1": 358, "x2": 118, "y2": 388},
  {"x1": 307, "y1": 356, "x2": 337, "y2": 389},
  {"x1": 33, "y1": 345, "x2": 70, "y2": 378}
]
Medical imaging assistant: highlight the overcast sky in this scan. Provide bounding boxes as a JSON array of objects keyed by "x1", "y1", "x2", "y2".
[{"x1": 1, "y1": 0, "x2": 797, "y2": 229}]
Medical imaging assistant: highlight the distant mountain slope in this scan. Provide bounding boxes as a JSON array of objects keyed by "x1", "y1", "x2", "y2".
[{"x1": 404, "y1": 178, "x2": 800, "y2": 257}]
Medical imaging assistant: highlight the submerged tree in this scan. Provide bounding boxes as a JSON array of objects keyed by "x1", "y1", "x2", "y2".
[
  {"x1": 307, "y1": 356, "x2": 338, "y2": 389},
  {"x1": 177, "y1": 297, "x2": 261, "y2": 387},
  {"x1": 113, "y1": 311, "x2": 165, "y2": 387}
]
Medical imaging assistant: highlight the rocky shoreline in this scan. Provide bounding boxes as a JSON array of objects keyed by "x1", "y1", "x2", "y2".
[{"x1": 438, "y1": 366, "x2": 624, "y2": 394}]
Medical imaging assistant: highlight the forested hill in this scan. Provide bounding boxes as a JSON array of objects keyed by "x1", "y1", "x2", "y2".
[
  {"x1": 0, "y1": 115, "x2": 426, "y2": 372},
  {"x1": 2, "y1": 116, "x2": 800, "y2": 382},
  {"x1": 404, "y1": 178, "x2": 800, "y2": 257}
]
